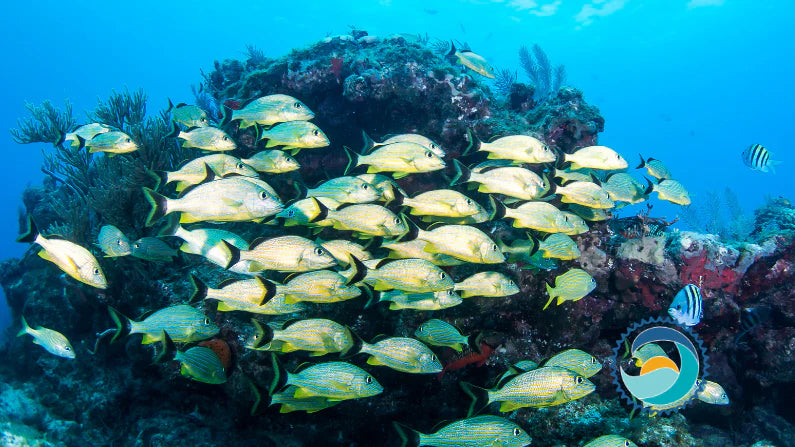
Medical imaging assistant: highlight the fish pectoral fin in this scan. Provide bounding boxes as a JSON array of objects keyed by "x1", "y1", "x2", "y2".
[
  {"x1": 37, "y1": 250, "x2": 54, "y2": 262},
  {"x1": 551, "y1": 388, "x2": 570, "y2": 405},
  {"x1": 372, "y1": 281, "x2": 392, "y2": 291},
  {"x1": 309, "y1": 351, "x2": 327, "y2": 357},
  {"x1": 388, "y1": 303, "x2": 401, "y2": 310},
  {"x1": 141, "y1": 333, "x2": 161, "y2": 344},
  {"x1": 292, "y1": 388, "x2": 316, "y2": 399},
  {"x1": 279, "y1": 405, "x2": 297, "y2": 414},
  {"x1": 451, "y1": 344, "x2": 463, "y2": 353},
  {"x1": 366, "y1": 167, "x2": 379, "y2": 174},
  {"x1": 498, "y1": 401, "x2": 525, "y2": 412},
  {"x1": 221, "y1": 197, "x2": 244, "y2": 207},
  {"x1": 366, "y1": 356, "x2": 385, "y2": 366},
  {"x1": 556, "y1": 296, "x2": 566, "y2": 305},
  {"x1": 216, "y1": 302, "x2": 235, "y2": 312},
  {"x1": 392, "y1": 172, "x2": 410, "y2": 179}
]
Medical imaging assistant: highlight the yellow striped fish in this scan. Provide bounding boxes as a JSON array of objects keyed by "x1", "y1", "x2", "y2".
[
  {"x1": 462, "y1": 366, "x2": 595, "y2": 413},
  {"x1": 61, "y1": 122, "x2": 112, "y2": 148},
  {"x1": 226, "y1": 94, "x2": 314, "y2": 129},
  {"x1": 318, "y1": 238, "x2": 373, "y2": 265},
  {"x1": 269, "y1": 386, "x2": 341, "y2": 414},
  {"x1": 97, "y1": 224, "x2": 132, "y2": 258},
  {"x1": 583, "y1": 435, "x2": 638, "y2": 447},
  {"x1": 166, "y1": 100, "x2": 210, "y2": 128},
  {"x1": 160, "y1": 333, "x2": 227, "y2": 385},
  {"x1": 543, "y1": 268, "x2": 596, "y2": 310},
  {"x1": 234, "y1": 235, "x2": 337, "y2": 273},
  {"x1": 130, "y1": 237, "x2": 177, "y2": 262},
  {"x1": 603, "y1": 173, "x2": 647, "y2": 205},
  {"x1": 157, "y1": 154, "x2": 258, "y2": 192},
  {"x1": 393, "y1": 189, "x2": 484, "y2": 219},
  {"x1": 631, "y1": 343, "x2": 666, "y2": 367},
  {"x1": 561, "y1": 211, "x2": 589, "y2": 235},
  {"x1": 454, "y1": 272, "x2": 519, "y2": 298},
  {"x1": 381, "y1": 239, "x2": 465, "y2": 266},
  {"x1": 108, "y1": 304, "x2": 218, "y2": 344},
  {"x1": 567, "y1": 204, "x2": 612, "y2": 221},
  {"x1": 259, "y1": 121, "x2": 329, "y2": 155},
  {"x1": 363, "y1": 259, "x2": 453, "y2": 293},
  {"x1": 637, "y1": 154, "x2": 672, "y2": 180},
  {"x1": 374, "y1": 289, "x2": 463, "y2": 311},
  {"x1": 533, "y1": 233, "x2": 580, "y2": 260},
  {"x1": 17, "y1": 316, "x2": 75, "y2": 359},
  {"x1": 394, "y1": 415, "x2": 531, "y2": 447},
  {"x1": 307, "y1": 176, "x2": 380, "y2": 204},
  {"x1": 542, "y1": 348, "x2": 602, "y2": 378},
  {"x1": 414, "y1": 319, "x2": 476, "y2": 352},
  {"x1": 240, "y1": 150, "x2": 300, "y2": 174},
  {"x1": 79, "y1": 130, "x2": 139, "y2": 156},
  {"x1": 564, "y1": 146, "x2": 627, "y2": 170},
  {"x1": 269, "y1": 355, "x2": 383, "y2": 401},
  {"x1": 347, "y1": 142, "x2": 446, "y2": 179},
  {"x1": 409, "y1": 223, "x2": 505, "y2": 264},
  {"x1": 189, "y1": 274, "x2": 276, "y2": 312},
  {"x1": 491, "y1": 198, "x2": 574, "y2": 234},
  {"x1": 473, "y1": 134, "x2": 556, "y2": 164},
  {"x1": 452, "y1": 160, "x2": 548, "y2": 201},
  {"x1": 696, "y1": 380, "x2": 729, "y2": 405},
  {"x1": 250, "y1": 318, "x2": 353, "y2": 356},
  {"x1": 362, "y1": 131, "x2": 445, "y2": 158},
  {"x1": 173, "y1": 126, "x2": 236, "y2": 152},
  {"x1": 554, "y1": 167, "x2": 592, "y2": 184},
  {"x1": 358, "y1": 337, "x2": 442, "y2": 374},
  {"x1": 552, "y1": 180, "x2": 614, "y2": 209},
  {"x1": 159, "y1": 221, "x2": 248, "y2": 273},
  {"x1": 646, "y1": 178, "x2": 691, "y2": 205},
  {"x1": 275, "y1": 197, "x2": 340, "y2": 227},
  {"x1": 324, "y1": 204, "x2": 407, "y2": 238}
]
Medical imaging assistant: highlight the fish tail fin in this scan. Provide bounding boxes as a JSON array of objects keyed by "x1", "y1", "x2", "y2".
[
  {"x1": 392, "y1": 421, "x2": 421, "y2": 447},
  {"x1": 166, "y1": 121, "x2": 180, "y2": 139},
  {"x1": 361, "y1": 130, "x2": 376, "y2": 154},
  {"x1": 390, "y1": 187, "x2": 406, "y2": 206},
  {"x1": 393, "y1": 215, "x2": 419, "y2": 243},
  {"x1": 446, "y1": 40, "x2": 456, "y2": 57},
  {"x1": 467, "y1": 331, "x2": 483, "y2": 353},
  {"x1": 188, "y1": 273, "x2": 208, "y2": 303},
  {"x1": 528, "y1": 233, "x2": 539, "y2": 256},
  {"x1": 157, "y1": 214, "x2": 182, "y2": 238},
  {"x1": 268, "y1": 352, "x2": 288, "y2": 394},
  {"x1": 166, "y1": 98, "x2": 175, "y2": 113},
  {"x1": 769, "y1": 160, "x2": 782, "y2": 174},
  {"x1": 489, "y1": 196, "x2": 506, "y2": 220},
  {"x1": 17, "y1": 315, "x2": 30, "y2": 337},
  {"x1": 219, "y1": 240, "x2": 242, "y2": 270},
  {"x1": 636, "y1": 154, "x2": 646, "y2": 169},
  {"x1": 251, "y1": 318, "x2": 275, "y2": 349},
  {"x1": 16, "y1": 215, "x2": 39, "y2": 243},
  {"x1": 450, "y1": 159, "x2": 471, "y2": 187},
  {"x1": 154, "y1": 330, "x2": 176, "y2": 364},
  {"x1": 76, "y1": 135, "x2": 87, "y2": 151},
  {"x1": 460, "y1": 381, "x2": 491, "y2": 416},
  {"x1": 643, "y1": 177, "x2": 655, "y2": 196},
  {"x1": 543, "y1": 282, "x2": 555, "y2": 310},
  {"x1": 54, "y1": 130, "x2": 65, "y2": 147},
  {"x1": 254, "y1": 277, "x2": 278, "y2": 305},
  {"x1": 147, "y1": 169, "x2": 168, "y2": 191},
  {"x1": 142, "y1": 187, "x2": 169, "y2": 227},
  {"x1": 345, "y1": 255, "x2": 367, "y2": 285},
  {"x1": 362, "y1": 286, "x2": 379, "y2": 309},
  {"x1": 462, "y1": 128, "x2": 481, "y2": 156},
  {"x1": 107, "y1": 306, "x2": 132, "y2": 343},
  {"x1": 247, "y1": 377, "x2": 266, "y2": 416},
  {"x1": 340, "y1": 328, "x2": 365, "y2": 359},
  {"x1": 220, "y1": 105, "x2": 233, "y2": 126},
  {"x1": 343, "y1": 146, "x2": 359, "y2": 175}
]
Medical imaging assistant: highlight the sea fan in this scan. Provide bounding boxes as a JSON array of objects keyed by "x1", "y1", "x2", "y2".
[
  {"x1": 493, "y1": 69, "x2": 517, "y2": 95},
  {"x1": 245, "y1": 44, "x2": 267, "y2": 67},
  {"x1": 191, "y1": 84, "x2": 220, "y2": 123},
  {"x1": 519, "y1": 46, "x2": 540, "y2": 85},
  {"x1": 552, "y1": 65, "x2": 567, "y2": 92},
  {"x1": 533, "y1": 44, "x2": 551, "y2": 97},
  {"x1": 518, "y1": 44, "x2": 566, "y2": 102}
]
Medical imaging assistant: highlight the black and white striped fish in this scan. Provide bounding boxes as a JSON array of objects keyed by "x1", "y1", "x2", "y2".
[
  {"x1": 668, "y1": 284, "x2": 702, "y2": 326},
  {"x1": 742, "y1": 144, "x2": 781, "y2": 173}
]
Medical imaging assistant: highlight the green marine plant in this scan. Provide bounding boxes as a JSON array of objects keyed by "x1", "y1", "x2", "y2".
[
  {"x1": 493, "y1": 69, "x2": 517, "y2": 96},
  {"x1": 519, "y1": 44, "x2": 566, "y2": 101},
  {"x1": 91, "y1": 87, "x2": 146, "y2": 129},
  {"x1": 680, "y1": 188, "x2": 753, "y2": 242},
  {"x1": 10, "y1": 100, "x2": 76, "y2": 145},
  {"x1": 245, "y1": 44, "x2": 267, "y2": 68}
]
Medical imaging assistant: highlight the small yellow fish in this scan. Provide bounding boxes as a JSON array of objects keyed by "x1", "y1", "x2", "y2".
[
  {"x1": 567, "y1": 204, "x2": 612, "y2": 221},
  {"x1": 543, "y1": 348, "x2": 602, "y2": 378},
  {"x1": 269, "y1": 355, "x2": 383, "y2": 401},
  {"x1": 375, "y1": 289, "x2": 463, "y2": 311},
  {"x1": 363, "y1": 258, "x2": 453, "y2": 293},
  {"x1": 583, "y1": 435, "x2": 638, "y2": 447},
  {"x1": 157, "y1": 154, "x2": 258, "y2": 192},
  {"x1": 394, "y1": 189, "x2": 484, "y2": 218},
  {"x1": 408, "y1": 222, "x2": 505, "y2": 264},
  {"x1": 109, "y1": 304, "x2": 218, "y2": 344},
  {"x1": 462, "y1": 366, "x2": 595, "y2": 412},
  {"x1": 250, "y1": 318, "x2": 354, "y2": 356},
  {"x1": 142, "y1": 176, "x2": 283, "y2": 226},
  {"x1": 394, "y1": 416, "x2": 531, "y2": 447},
  {"x1": 564, "y1": 146, "x2": 628, "y2": 171},
  {"x1": 234, "y1": 235, "x2": 337, "y2": 273},
  {"x1": 259, "y1": 121, "x2": 329, "y2": 155},
  {"x1": 543, "y1": 268, "x2": 596, "y2": 310},
  {"x1": 646, "y1": 178, "x2": 691, "y2": 205},
  {"x1": 130, "y1": 237, "x2": 177, "y2": 262},
  {"x1": 452, "y1": 160, "x2": 548, "y2": 200},
  {"x1": 279, "y1": 263, "x2": 363, "y2": 304},
  {"x1": 226, "y1": 94, "x2": 314, "y2": 129},
  {"x1": 553, "y1": 180, "x2": 614, "y2": 209},
  {"x1": 631, "y1": 343, "x2": 667, "y2": 367},
  {"x1": 318, "y1": 238, "x2": 372, "y2": 265},
  {"x1": 269, "y1": 385, "x2": 341, "y2": 414},
  {"x1": 354, "y1": 173, "x2": 407, "y2": 203},
  {"x1": 696, "y1": 380, "x2": 729, "y2": 405},
  {"x1": 554, "y1": 167, "x2": 593, "y2": 185},
  {"x1": 18, "y1": 216, "x2": 107, "y2": 289},
  {"x1": 473, "y1": 134, "x2": 555, "y2": 164},
  {"x1": 61, "y1": 122, "x2": 112, "y2": 148},
  {"x1": 381, "y1": 239, "x2": 465, "y2": 266},
  {"x1": 167, "y1": 99, "x2": 210, "y2": 128},
  {"x1": 560, "y1": 211, "x2": 589, "y2": 235},
  {"x1": 455, "y1": 272, "x2": 519, "y2": 298},
  {"x1": 358, "y1": 337, "x2": 443, "y2": 374},
  {"x1": 159, "y1": 220, "x2": 248, "y2": 272},
  {"x1": 636, "y1": 155, "x2": 672, "y2": 180},
  {"x1": 447, "y1": 42, "x2": 495, "y2": 78},
  {"x1": 97, "y1": 224, "x2": 132, "y2": 258},
  {"x1": 532, "y1": 233, "x2": 580, "y2": 260},
  {"x1": 346, "y1": 142, "x2": 445, "y2": 179},
  {"x1": 173, "y1": 125, "x2": 236, "y2": 152},
  {"x1": 414, "y1": 319, "x2": 476, "y2": 352},
  {"x1": 362, "y1": 131, "x2": 445, "y2": 158},
  {"x1": 491, "y1": 198, "x2": 575, "y2": 234},
  {"x1": 79, "y1": 131, "x2": 139, "y2": 156},
  {"x1": 189, "y1": 274, "x2": 276, "y2": 312},
  {"x1": 603, "y1": 173, "x2": 647, "y2": 205},
  {"x1": 307, "y1": 176, "x2": 380, "y2": 204},
  {"x1": 324, "y1": 203, "x2": 407, "y2": 238},
  {"x1": 276, "y1": 197, "x2": 340, "y2": 227},
  {"x1": 17, "y1": 316, "x2": 75, "y2": 359},
  {"x1": 241, "y1": 150, "x2": 300, "y2": 174}
]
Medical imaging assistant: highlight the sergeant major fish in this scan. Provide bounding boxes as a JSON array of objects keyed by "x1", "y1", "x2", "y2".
[
  {"x1": 17, "y1": 316, "x2": 75, "y2": 359},
  {"x1": 668, "y1": 284, "x2": 702, "y2": 326},
  {"x1": 742, "y1": 144, "x2": 781, "y2": 173},
  {"x1": 17, "y1": 216, "x2": 107, "y2": 289}
]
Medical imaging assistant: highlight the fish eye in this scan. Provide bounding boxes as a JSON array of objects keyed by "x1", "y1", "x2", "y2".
[
  {"x1": 259, "y1": 191, "x2": 268, "y2": 200},
  {"x1": 509, "y1": 280, "x2": 515, "y2": 286},
  {"x1": 287, "y1": 209, "x2": 295, "y2": 217},
  {"x1": 222, "y1": 136, "x2": 230, "y2": 141},
  {"x1": 575, "y1": 376, "x2": 584, "y2": 384},
  {"x1": 591, "y1": 356, "x2": 596, "y2": 364},
  {"x1": 492, "y1": 244, "x2": 498, "y2": 251},
  {"x1": 361, "y1": 183, "x2": 368, "y2": 190},
  {"x1": 204, "y1": 318, "x2": 210, "y2": 325},
  {"x1": 439, "y1": 272, "x2": 446, "y2": 280},
  {"x1": 431, "y1": 144, "x2": 438, "y2": 149},
  {"x1": 425, "y1": 151, "x2": 433, "y2": 158},
  {"x1": 676, "y1": 305, "x2": 681, "y2": 310},
  {"x1": 312, "y1": 129, "x2": 319, "y2": 136},
  {"x1": 237, "y1": 163, "x2": 245, "y2": 169},
  {"x1": 293, "y1": 102, "x2": 302, "y2": 109},
  {"x1": 116, "y1": 240, "x2": 123, "y2": 246},
  {"x1": 394, "y1": 218, "x2": 401, "y2": 224},
  {"x1": 465, "y1": 199, "x2": 472, "y2": 205},
  {"x1": 200, "y1": 117, "x2": 207, "y2": 123},
  {"x1": 623, "y1": 442, "x2": 630, "y2": 447},
  {"x1": 65, "y1": 346, "x2": 71, "y2": 351},
  {"x1": 513, "y1": 428, "x2": 521, "y2": 437},
  {"x1": 314, "y1": 247, "x2": 324, "y2": 256},
  {"x1": 93, "y1": 268, "x2": 100, "y2": 275},
  {"x1": 125, "y1": 138, "x2": 131, "y2": 143},
  {"x1": 365, "y1": 376, "x2": 373, "y2": 384}
]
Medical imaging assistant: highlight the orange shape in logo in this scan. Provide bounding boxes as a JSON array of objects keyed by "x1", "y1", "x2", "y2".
[{"x1": 640, "y1": 355, "x2": 680, "y2": 375}]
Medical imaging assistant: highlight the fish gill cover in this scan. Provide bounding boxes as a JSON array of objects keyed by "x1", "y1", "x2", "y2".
[{"x1": 0, "y1": 29, "x2": 794, "y2": 447}]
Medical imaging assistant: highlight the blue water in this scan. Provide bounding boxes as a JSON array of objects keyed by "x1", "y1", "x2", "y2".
[{"x1": 0, "y1": 0, "x2": 793, "y2": 335}]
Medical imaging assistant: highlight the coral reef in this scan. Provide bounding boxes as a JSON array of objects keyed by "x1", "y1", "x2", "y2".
[{"x1": 1, "y1": 30, "x2": 793, "y2": 447}]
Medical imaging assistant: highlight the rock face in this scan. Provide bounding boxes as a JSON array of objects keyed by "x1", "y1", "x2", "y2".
[{"x1": 0, "y1": 32, "x2": 793, "y2": 447}]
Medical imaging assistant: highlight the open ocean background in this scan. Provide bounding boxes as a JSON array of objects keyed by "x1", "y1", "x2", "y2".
[{"x1": 1, "y1": 0, "x2": 792, "y2": 336}]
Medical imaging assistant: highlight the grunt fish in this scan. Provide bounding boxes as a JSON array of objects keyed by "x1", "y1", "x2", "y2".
[
  {"x1": 241, "y1": 150, "x2": 300, "y2": 174},
  {"x1": 172, "y1": 125, "x2": 237, "y2": 152},
  {"x1": 130, "y1": 237, "x2": 177, "y2": 262},
  {"x1": 259, "y1": 121, "x2": 329, "y2": 155},
  {"x1": 250, "y1": 318, "x2": 354, "y2": 356},
  {"x1": 97, "y1": 224, "x2": 132, "y2": 258},
  {"x1": 636, "y1": 154, "x2": 672, "y2": 180},
  {"x1": 454, "y1": 271, "x2": 518, "y2": 298},
  {"x1": 109, "y1": 304, "x2": 218, "y2": 344},
  {"x1": 583, "y1": 435, "x2": 638, "y2": 447},
  {"x1": 543, "y1": 268, "x2": 596, "y2": 310},
  {"x1": 542, "y1": 348, "x2": 602, "y2": 378},
  {"x1": 167, "y1": 99, "x2": 210, "y2": 128},
  {"x1": 362, "y1": 131, "x2": 445, "y2": 158},
  {"x1": 269, "y1": 354, "x2": 382, "y2": 401},
  {"x1": 414, "y1": 319, "x2": 477, "y2": 352},
  {"x1": 17, "y1": 316, "x2": 75, "y2": 359},
  {"x1": 358, "y1": 337, "x2": 443, "y2": 374},
  {"x1": 226, "y1": 94, "x2": 314, "y2": 129},
  {"x1": 446, "y1": 42, "x2": 496, "y2": 78},
  {"x1": 78, "y1": 131, "x2": 139, "y2": 156},
  {"x1": 346, "y1": 142, "x2": 445, "y2": 179},
  {"x1": 564, "y1": 146, "x2": 627, "y2": 171}
]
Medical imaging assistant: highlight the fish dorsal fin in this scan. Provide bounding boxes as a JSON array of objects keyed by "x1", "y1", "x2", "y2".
[
  {"x1": 137, "y1": 309, "x2": 155, "y2": 320},
  {"x1": 371, "y1": 334, "x2": 390, "y2": 343},
  {"x1": 218, "y1": 278, "x2": 243, "y2": 288},
  {"x1": 177, "y1": 165, "x2": 215, "y2": 198},
  {"x1": 176, "y1": 102, "x2": 188, "y2": 108},
  {"x1": 280, "y1": 318, "x2": 301, "y2": 330},
  {"x1": 293, "y1": 362, "x2": 314, "y2": 373},
  {"x1": 345, "y1": 255, "x2": 366, "y2": 285},
  {"x1": 249, "y1": 237, "x2": 269, "y2": 250},
  {"x1": 373, "y1": 258, "x2": 395, "y2": 269}
]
